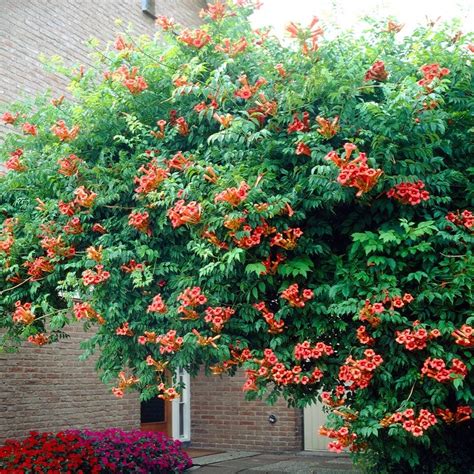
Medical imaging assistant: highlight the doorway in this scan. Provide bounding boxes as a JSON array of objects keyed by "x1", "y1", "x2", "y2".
[{"x1": 140, "y1": 368, "x2": 191, "y2": 442}]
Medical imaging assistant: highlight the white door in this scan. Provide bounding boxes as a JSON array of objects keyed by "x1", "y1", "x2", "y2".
[{"x1": 304, "y1": 403, "x2": 329, "y2": 451}]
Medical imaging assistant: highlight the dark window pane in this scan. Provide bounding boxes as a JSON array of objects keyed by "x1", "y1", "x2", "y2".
[{"x1": 141, "y1": 398, "x2": 165, "y2": 423}]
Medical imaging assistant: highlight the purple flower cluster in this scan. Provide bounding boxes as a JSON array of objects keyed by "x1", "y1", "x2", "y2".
[{"x1": 70, "y1": 428, "x2": 192, "y2": 473}]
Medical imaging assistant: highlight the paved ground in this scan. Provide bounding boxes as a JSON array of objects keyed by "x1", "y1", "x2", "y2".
[{"x1": 188, "y1": 450, "x2": 358, "y2": 473}]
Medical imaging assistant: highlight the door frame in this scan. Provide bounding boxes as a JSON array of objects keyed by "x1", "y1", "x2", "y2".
[{"x1": 172, "y1": 368, "x2": 191, "y2": 442}]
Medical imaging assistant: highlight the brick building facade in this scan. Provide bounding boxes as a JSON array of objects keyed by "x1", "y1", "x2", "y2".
[{"x1": 0, "y1": 0, "x2": 308, "y2": 451}]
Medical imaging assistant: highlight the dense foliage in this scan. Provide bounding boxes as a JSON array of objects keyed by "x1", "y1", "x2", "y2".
[
  {"x1": 1, "y1": 1, "x2": 473, "y2": 471},
  {"x1": 0, "y1": 429, "x2": 191, "y2": 473}
]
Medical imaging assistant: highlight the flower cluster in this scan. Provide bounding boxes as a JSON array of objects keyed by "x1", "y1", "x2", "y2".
[
  {"x1": 387, "y1": 181, "x2": 430, "y2": 205},
  {"x1": 86, "y1": 245, "x2": 103, "y2": 263},
  {"x1": 418, "y1": 63, "x2": 450, "y2": 91},
  {"x1": 286, "y1": 16, "x2": 324, "y2": 55},
  {"x1": 178, "y1": 286, "x2": 207, "y2": 319},
  {"x1": 446, "y1": 210, "x2": 473, "y2": 229},
  {"x1": 356, "y1": 325, "x2": 375, "y2": 345},
  {"x1": 319, "y1": 425, "x2": 358, "y2": 453},
  {"x1": 234, "y1": 74, "x2": 267, "y2": 100},
  {"x1": 383, "y1": 408, "x2": 437, "y2": 437},
  {"x1": 395, "y1": 326, "x2": 440, "y2": 350},
  {"x1": 116, "y1": 321, "x2": 134, "y2": 336},
  {"x1": 270, "y1": 227, "x2": 303, "y2": 250},
  {"x1": 421, "y1": 357, "x2": 467, "y2": 382},
  {"x1": 321, "y1": 386, "x2": 346, "y2": 407},
  {"x1": 215, "y1": 37, "x2": 248, "y2": 56},
  {"x1": 134, "y1": 160, "x2": 168, "y2": 194},
  {"x1": 364, "y1": 60, "x2": 388, "y2": 81},
  {"x1": 261, "y1": 253, "x2": 285, "y2": 275},
  {"x1": 40, "y1": 235, "x2": 75, "y2": 259},
  {"x1": 147, "y1": 294, "x2": 168, "y2": 314},
  {"x1": 0, "y1": 431, "x2": 100, "y2": 473},
  {"x1": 168, "y1": 200, "x2": 202, "y2": 228},
  {"x1": 287, "y1": 111, "x2": 310, "y2": 133},
  {"x1": 22, "y1": 122, "x2": 37, "y2": 135},
  {"x1": 79, "y1": 429, "x2": 192, "y2": 473},
  {"x1": 58, "y1": 154, "x2": 82, "y2": 176},
  {"x1": 12, "y1": 301, "x2": 35, "y2": 324},
  {"x1": 157, "y1": 382, "x2": 180, "y2": 401},
  {"x1": 73, "y1": 302, "x2": 105, "y2": 324},
  {"x1": 178, "y1": 28, "x2": 211, "y2": 49},
  {"x1": 129, "y1": 210, "x2": 151, "y2": 235},
  {"x1": 115, "y1": 65, "x2": 148, "y2": 94},
  {"x1": 295, "y1": 142, "x2": 311, "y2": 156},
  {"x1": 155, "y1": 15, "x2": 175, "y2": 31},
  {"x1": 339, "y1": 349, "x2": 383, "y2": 389},
  {"x1": 6, "y1": 148, "x2": 26, "y2": 172},
  {"x1": 436, "y1": 406, "x2": 472, "y2": 424},
  {"x1": 138, "y1": 331, "x2": 159, "y2": 345},
  {"x1": 74, "y1": 186, "x2": 97, "y2": 207},
  {"x1": 112, "y1": 371, "x2": 139, "y2": 398},
  {"x1": 316, "y1": 115, "x2": 339, "y2": 139},
  {"x1": 82, "y1": 265, "x2": 110, "y2": 286},
  {"x1": 204, "y1": 306, "x2": 235, "y2": 332},
  {"x1": 231, "y1": 224, "x2": 266, "y2": 249},
  {"x1": 214, "y1": 181, "x2": 250, "y2": 206},
  {"x1": 200, "y1": 0, "x2": 227, "y2": 21},
  {"x1": 1, "y1": 111, "x2": 19, "y2": 124},
  {"x1": 294, "y1": 341, "x2": 334, "y2": 360},
  {"x1": 64, "y1": 216, "x2": 83, "y2": 234},
  {"x1": 326, "y1": 144, "x2": 383, "y2": 197},
  {"x1": 0, "y1": 218, "x2": 16, "y2": 255},
  {"x1": 253, "y1": 302, "x2": 284, "y2": 334},
  {"x1": 358, "y1": 299, "x2": 385, "y2": 327},
  {"x1": 24, "y1": 256, "x2": 54, "y2": 279},
  {"x1": 451, "y1": 324, "x2": 474, "y2": 347},
  {"x1": 27, "y1": 333, "x2": 49, "y2": 345},
  {"x1": 280, "y1": 283, "x2": 314, "y2": 308},
  {"x1": 157, "y1": 330, "x2": 183, "y2": 354},
  {"x1": 51, "y1": 120, "x2": 79, "y2": 141},
  {"x1": 167, "y1": 151, "x2": 193, "y2": 171}
]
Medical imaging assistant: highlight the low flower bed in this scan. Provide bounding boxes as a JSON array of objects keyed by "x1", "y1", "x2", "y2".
[{"x1": 0, "y1": 428, "x2": 192, "y2": 473}]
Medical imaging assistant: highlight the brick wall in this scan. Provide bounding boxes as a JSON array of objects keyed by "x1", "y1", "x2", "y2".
[
  {"x1": 0, "y1": 0, "x2": 205, "y2": 443},
  {"x1": 0, "y1": 0, "x2": 207, "y2": 136},
  {"x1": 191, "y1": 369, "x2": 304, "y2": 451},
  {"x1": 0, "y1": 323, "x2": 140, "y2": 443}
]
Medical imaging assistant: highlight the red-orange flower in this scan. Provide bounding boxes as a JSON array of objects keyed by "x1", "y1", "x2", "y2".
[{"x1": 51, "y1": 120, "x2": 80, "y2": 141}]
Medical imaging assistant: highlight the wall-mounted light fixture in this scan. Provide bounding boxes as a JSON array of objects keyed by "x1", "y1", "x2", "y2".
[
  {"x1": 268, "y1": 414, "x2": 277, "y2": 424},
  {"x1": 141, "y1": 0, "x2": 156, "y2": 19}
]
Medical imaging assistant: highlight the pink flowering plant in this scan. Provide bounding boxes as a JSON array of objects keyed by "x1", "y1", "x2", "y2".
[
  {"x1": 0, "y1": 1, "x2": 473, "y2": 471},
  {"x1": 0, "y1": 429, "x2": 191, "y2": 473}
]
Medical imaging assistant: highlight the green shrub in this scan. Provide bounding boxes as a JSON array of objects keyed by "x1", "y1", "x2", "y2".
[{"x1": 1, "y1": 2, "x2": 473, "y2": 471}]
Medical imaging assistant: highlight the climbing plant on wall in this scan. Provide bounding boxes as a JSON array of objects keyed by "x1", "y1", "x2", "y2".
[{"x1": 1, "y1": 1, "x2": 473, "y2": 471}]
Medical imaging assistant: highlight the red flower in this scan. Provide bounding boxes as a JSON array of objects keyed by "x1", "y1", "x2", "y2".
[
  {"x1": 82, "y1": 265, "x2": 110, "y2": 286},
  {"x1": 129, "y1": 210, "x2": 151, "y2": 235},
  {"x1": 387, "y1": 181, "x2": 430, "y2": 205},
  {"x1": 295, "y1": 142, "x2": 311, "y2": 156},
  {"x1": 1, "y1": 111, "x2": 19, "y2": 124},
  {"x1": 168, "y1": 200, "x2": 202, "y2": 228},
  {"x1": 316, "y1": 116, "x2": 339, "y2": 138},
  {"x1": 215, "y1": 181, "x2": 250, "y2": 206},
  {"x1": 364, "y1": 60, "x2": 388, "y2": 81},
  {"x1": 326, "y1": 145, "x2": 383, "y2": 197},
  {"x1": 51, "y1": 120, "x2": 80, "y2": 141},
  {"x1": 147, "y1": 294, "x2": 168, "y2": 314},
  {"x1": 178, "y1": 29, "x2": 211, "y2": 49},
  {"x1": 281, "y1": 283, "x2": 314, "y2": 308},
  {"x1": 22, "y1": 122, "x2": 37, "y2": 135}
]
